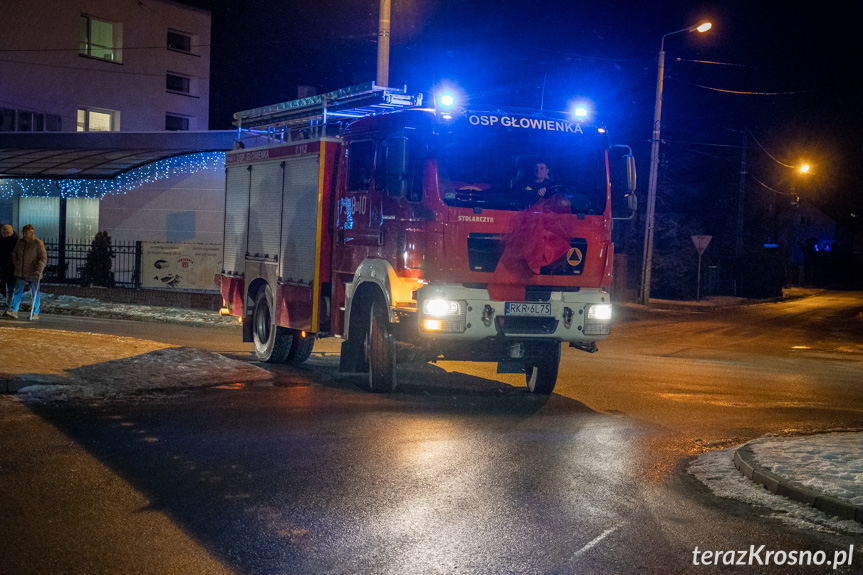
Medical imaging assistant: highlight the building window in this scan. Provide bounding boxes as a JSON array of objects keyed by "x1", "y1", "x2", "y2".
[
  {"x1": 165, "y1": 114, "x2": 190, "y2": 131},
  {"x1": 79, "y1": 15, "x2": 123, "y2": 63},
  {"x1": 167, "y1": 30, "x2": 193, "y2": 53},
  {"x1": 18, "y1": 197, "x2": 60, "y2": 241},
  {"x1": 77, "y1": 108, "x2": 119, "y2": 132},
  {"x1": 166, "y1": 73, "x2": 191, "y2": 94},
  {"x1": 66, "y1": 198, "x2": 100, "y2": 244},
  {"x1": 1, "y1": 107, "x2": 62, "y2": 132}
]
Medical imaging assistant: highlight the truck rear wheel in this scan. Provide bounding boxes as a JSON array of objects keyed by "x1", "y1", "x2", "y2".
[
  {"x1": 286, "y1": 330, "x2": 315, "y2": 364},
  {"x1": 365, "y1": 299, "x2": 397, "y2": 392},
  {"x1": 525, "y1": 342, "x2": 561, "y2": 394},
  {"x1": 253, "y1": 286, "x2": 292, "y2": 363}
]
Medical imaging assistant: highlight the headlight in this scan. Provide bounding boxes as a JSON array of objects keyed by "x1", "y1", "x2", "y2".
[
  {"x1": 584, "y1": 304, "x2": 612, "y2": 336},
  {"x1": 420, "y1": 299, "x2": 466, "y2": 333},
  {"x1": 587, "y1": 304, "x2": 612, "y2": 321},
  {"x1": 422, "y1": 299, "x2": 461, "y2": 316}
]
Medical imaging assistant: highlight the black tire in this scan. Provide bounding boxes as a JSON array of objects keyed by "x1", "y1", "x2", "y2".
[
  {"x1": 341, "y1": 300, "x2": 370, "y2": 383},
  {"x1": 365, "y1": 298, "x2": 397, "y2": 393},
  {"x1": 525, "y1": 341, "x2": 561, "y2": 394},
  {"x1": 253, "y1": 286, "x2": 292, "y2": 363},
  {"x1": 286, "y1": 330, "x2": 315, "y2": 364}
]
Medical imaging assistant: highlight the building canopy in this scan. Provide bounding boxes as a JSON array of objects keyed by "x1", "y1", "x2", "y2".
[{"x1": 0, "y1": 131, "x2": 235, "y2": 179}]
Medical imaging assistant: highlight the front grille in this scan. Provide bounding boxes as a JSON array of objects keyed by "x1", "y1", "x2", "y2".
[
  {"x1": 467, "y1": 233, "x2": 504, "y2": 272},
  {"x1": 495, "y1": 316, "x2": 559, "y2": 335},
  {"x1": 524, "y1": 286, "x2": 581, "y2": 302},
  {"x1": 540, "y1": 238, "x2": 588, "y2": 276},
  {"x1": 468, "y1": 234, "x2": 588, "y2": 277}
]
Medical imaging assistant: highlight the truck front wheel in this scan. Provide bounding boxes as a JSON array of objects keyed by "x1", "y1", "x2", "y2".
[
  {"x1": 253, "y1": 286, "x2": 292, "y2": 363},
  {"x1": 365, "y1": 299, "x2": 397, "y2": 393},
  {"x1": 525, "y1": 342, "x2": 561, "y2": 394}
]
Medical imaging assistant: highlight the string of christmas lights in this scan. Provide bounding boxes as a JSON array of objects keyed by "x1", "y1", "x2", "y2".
[{"x1": 0, "y1": 152, "x2": 225, "y2": 199}]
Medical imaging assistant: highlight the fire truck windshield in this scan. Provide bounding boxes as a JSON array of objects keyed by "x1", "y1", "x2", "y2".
[{"x1": 435, "y1": 111, "x2": 609, "y2": 214}]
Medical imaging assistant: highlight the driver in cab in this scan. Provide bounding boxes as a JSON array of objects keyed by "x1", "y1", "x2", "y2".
[{"x1": 517, "y1": 161, "x2": 553, "y2": 199}]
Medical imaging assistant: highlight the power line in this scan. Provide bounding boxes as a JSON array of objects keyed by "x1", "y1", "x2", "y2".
[
  {"x1": 0, "y1": 44, "x2": 211, "y2": 53},
  {"x1": 669, "y1": 77, "x2": 824, "y2": 96},
  {"x1": 0, "y1": 57, "x2": 209, "y2": 79},
  {"x1": 674, "y1": 57, "x2": 791, "y2": 71},
  {"x1": 748, "y1": 172, "x2": 790, "y2": 195},
  {"x1": 748, "y1": 132, "x2": 796, "y2": 169}
]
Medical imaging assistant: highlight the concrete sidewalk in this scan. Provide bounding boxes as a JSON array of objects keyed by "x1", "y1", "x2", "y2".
[{"x1": 733, "y1": 435, "x2": 863, "y2": 525}]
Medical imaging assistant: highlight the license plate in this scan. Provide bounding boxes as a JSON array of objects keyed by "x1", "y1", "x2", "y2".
[{"x1": 505, "y1": 302, "x2": 551, "y2": 316}]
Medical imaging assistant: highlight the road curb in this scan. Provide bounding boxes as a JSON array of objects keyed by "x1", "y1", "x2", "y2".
[
  {"x1": 733, "y1": 443, "x2": 863, "y2": 524},
  {"x1": 1, "y1": 374, "x2": 71, "y2": 394}
]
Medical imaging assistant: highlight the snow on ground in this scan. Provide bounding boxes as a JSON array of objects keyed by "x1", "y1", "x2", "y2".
[
  {"x1": 12, "y1": 344, "x2": 273, "y2": 402},
  {"x1": 690, "y1": 440, "x2": 863, "y2": 534},
  {"x1": 2, "y1": 294, "x2": 270, "y2": 401},
  {"x1": 37, "y1": 293, "x2": 237, "y2": 326},
  {"x1": 749, "y1": 433, "x2": 863, "y2": 507}
]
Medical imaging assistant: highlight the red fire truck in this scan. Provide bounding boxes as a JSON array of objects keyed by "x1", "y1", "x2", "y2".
[{"x1": 221, "y1": 83, "x2": 636, "y2": 394}]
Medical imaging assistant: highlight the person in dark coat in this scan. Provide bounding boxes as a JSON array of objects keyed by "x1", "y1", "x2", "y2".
[
  {"x1": 516, "y1": 161, "x2": 554, "y2": 200},
  {"x1": 0, "y1": 224, "x2": 18, "y2": 309},
  {"x1": 3, "y1": 224, "x2": 47, "y2": 321}
]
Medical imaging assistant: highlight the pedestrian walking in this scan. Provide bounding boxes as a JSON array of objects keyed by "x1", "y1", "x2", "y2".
[
  {"x1": 0, "y1": 224, "x2": 18, "y2": 310},
  {"x1": 3, "y1": 224, "x2": 47, "y2": 321}
]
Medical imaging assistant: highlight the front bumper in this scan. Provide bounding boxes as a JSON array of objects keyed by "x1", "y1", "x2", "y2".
[{"x1": 415, "y1": 284, "x2": 612, "y2": 344}]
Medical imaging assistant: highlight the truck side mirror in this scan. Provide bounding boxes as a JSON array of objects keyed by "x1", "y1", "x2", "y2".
[
  {"x1": 610, "y1": 145, "x2": 637, "y2": 220},
  {"x1": 623, "y1": 153, "x2": 636, "y2": 194}
]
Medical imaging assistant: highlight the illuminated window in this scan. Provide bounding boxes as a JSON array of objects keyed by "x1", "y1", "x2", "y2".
[
  {"x1": 77, "y1": 108, "x2": 118, "y2": 132},
  {"x1": 79, "y1": 15, "x2": 123, "y2": 63},
  {"x1": 17, "y1": 197, "x2": 99, "y2": 244}
]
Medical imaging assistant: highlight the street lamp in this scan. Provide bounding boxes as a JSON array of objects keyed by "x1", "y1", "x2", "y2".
[
  {"x1": 639, "y1": 21, "x2": 712, "y2": 305},
  {"x1": 376, "y1": 0, "x2": 391, "y2": 87}
]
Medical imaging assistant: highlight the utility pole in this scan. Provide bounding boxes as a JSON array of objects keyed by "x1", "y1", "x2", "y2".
[
  {"x1": 376, "y1": 0, "x2": 391, "y2": 87},
  {"x1": 736, "y1": 126, "x2": 748, "y2": 250}
]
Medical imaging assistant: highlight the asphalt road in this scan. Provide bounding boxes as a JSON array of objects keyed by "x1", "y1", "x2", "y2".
[{"x1": 1, "y1": 292, "x2": 862, "y2": 574}]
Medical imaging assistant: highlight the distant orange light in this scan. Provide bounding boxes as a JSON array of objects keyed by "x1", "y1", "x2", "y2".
[
  {"x1": 219, "y1": 307, "x2": 231, "y2": 316},
  {"x1": 800, "y1": 164, "x2": 810, "y2": 173},
  {"x1": 696, "y1": 22, "x2": 712, "y2": 33},
  {"x1": 301, "y1": 330, "x2": 307, "y2": 338},
  {"x1": 238, "y1": 316, "x2": 243, "y2": 324}
]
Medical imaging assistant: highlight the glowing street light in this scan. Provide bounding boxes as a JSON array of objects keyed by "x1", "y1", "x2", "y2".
[
  {"x1": 800, "y1": 163, "x2": 810, "y2": 173},
  {"x1": 639, "y1": 21, "x2": 713, "y2": 305}
]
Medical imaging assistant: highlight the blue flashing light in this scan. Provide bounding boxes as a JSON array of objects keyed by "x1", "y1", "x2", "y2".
[
  {"x1": 440, "y1": 94, "x2": 455, "y2": 108},
  {"x1": 574, "y1": 107, "x2": 588, "y2": 118},
  {"x1": 763, "y1": 243, "x2": 779, "y2": 248}
]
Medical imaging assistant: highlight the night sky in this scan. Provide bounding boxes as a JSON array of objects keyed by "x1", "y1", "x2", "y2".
[{"x1": 195, "y1": 0, "x2": 862, "y2": 227}]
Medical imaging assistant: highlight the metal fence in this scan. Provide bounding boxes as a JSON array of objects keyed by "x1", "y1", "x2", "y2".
[{"x1": 43, "y1": 239, "x2": 142, "y2": 288}]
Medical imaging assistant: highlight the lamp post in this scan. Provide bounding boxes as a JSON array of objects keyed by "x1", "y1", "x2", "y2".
[
  {"x1": 639, "y1": 22, "x2": 712, "y2": 305},
  {"x1": 376, "y1": 0, "x2": 391, "y2": 87}
]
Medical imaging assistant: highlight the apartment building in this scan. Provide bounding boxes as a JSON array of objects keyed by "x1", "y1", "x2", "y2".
[
  {"x1": 0, "y1": 0, "x2": 231, "y2": 273},
  {"x1": 1, "y1": 0, "x2": 211, "y2": 133}
]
